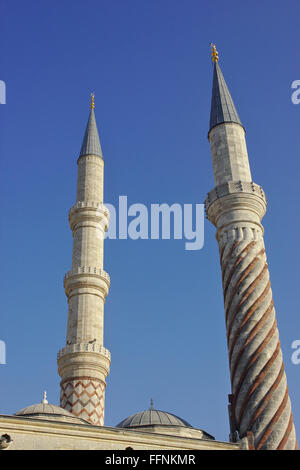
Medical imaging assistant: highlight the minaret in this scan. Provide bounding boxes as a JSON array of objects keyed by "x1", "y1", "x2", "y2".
[
  {"x1": 205, "y1": 45, "x2": 297, "y2": 450},
  {"x1": 57, "y1": 94, "x2": 111, "y2": 426}
]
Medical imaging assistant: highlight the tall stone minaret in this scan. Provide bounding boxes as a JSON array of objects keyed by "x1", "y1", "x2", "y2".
[
  {"x1": 57, "y1": 94, "x2": 111, "y2": 426},
  {"x1": 205, "y1": 45, "x2": 297, "y2": 450}
]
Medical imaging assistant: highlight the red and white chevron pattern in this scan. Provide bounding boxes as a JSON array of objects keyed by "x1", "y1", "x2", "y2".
[
  {"x1": 219, "y1": 233, "x2": 297, "y2": 449},
  {"x1": 60, "y1": 377, "x2": 105, "y2": 426}
]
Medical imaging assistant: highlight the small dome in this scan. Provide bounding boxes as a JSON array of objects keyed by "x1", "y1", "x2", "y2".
[
  {"x1": 15, "y1": 391, "x2": 89, "y2": 424},
  {"x1": 116, "y1": 409, "x2": 192, "y2": 429},
  {"x1": 15, "y1": 402, "x2": 75, "y2": 418}
]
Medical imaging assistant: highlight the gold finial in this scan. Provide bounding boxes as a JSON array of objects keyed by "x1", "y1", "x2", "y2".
[
  {"x1": 210, "y1": 43, "x2": 219, "y2": 63},
  {"x1": 91, "y1": 92, "x2": 95, "y2": 110}
]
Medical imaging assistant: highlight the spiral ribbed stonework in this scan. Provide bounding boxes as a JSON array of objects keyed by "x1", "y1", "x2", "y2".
[
  {"x1": 206, "y1": 182, "x2": 297, "y2": 449},
  {"x1": 217, "y1": 226, "x2": 297, "y2": 449},
  {"x1": 206, "y1": 53, "x2": 297, "y2": 449}
]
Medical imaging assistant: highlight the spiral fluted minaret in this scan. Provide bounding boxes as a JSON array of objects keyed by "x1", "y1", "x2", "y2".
[
  {"x1": 57, "y1": 95, "x2": 110, "y2": 426},
  {"x1": 205, "y1": 45, "x2": 297, "y2": 449}
]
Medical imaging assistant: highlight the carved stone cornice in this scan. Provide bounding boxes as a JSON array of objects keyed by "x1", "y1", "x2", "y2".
[
  {"x1": 205, "y1": 181, "x2": 267, "y2": 228},
  {"x1": 64, "y1": 267, "x2": 110, "y2": 298},
  {"x1": 69, "y1": 201, "x2": 109, "y2": 232}
]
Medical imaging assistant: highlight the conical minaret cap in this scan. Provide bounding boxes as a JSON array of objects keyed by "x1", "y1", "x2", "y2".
[
  {"x1": 209, "y1": 47, "x2": 243, "y2": 133},
  {"x1": 79, "y1": 95, "x2": 103, "y2": 158}
]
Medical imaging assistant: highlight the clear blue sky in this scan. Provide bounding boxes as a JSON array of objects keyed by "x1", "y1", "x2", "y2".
[{"x1": 0, "y1": 0, "x2": 299, "y2": 443}]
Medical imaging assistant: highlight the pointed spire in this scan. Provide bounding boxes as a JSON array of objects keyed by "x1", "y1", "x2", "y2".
[
  {"x1": 209, "y1": 45, "x2": 243, "y2": 133},
  {"x1": 79, "y1": 93, "x2": 103, "y2": 158}
]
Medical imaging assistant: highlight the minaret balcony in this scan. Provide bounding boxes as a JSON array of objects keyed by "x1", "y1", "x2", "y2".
[
  {"x1": 69, "y1": 201, "x2": 109, "y2": 232},
  {"x1": 57, "y1": 342, "x2": 111, "y2": 385},
  {"x1": 57, "y1": 342, "x2": 111, "y2": 360},
  {"x1": 205, "y1": 180, "x2": 267, "y2": 228},
  {"x1": 64, "y1": 267, "x2": 110, "y2": 298}
]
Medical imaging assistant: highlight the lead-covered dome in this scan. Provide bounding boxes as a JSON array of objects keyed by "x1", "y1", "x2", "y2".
[
  {"x1": 16, "y1": 402, "x2": 74, "y2": 418},
  {"x1": 116, "y1": 409, "x2": 192, "y2": 429},
  {"x1": 116, "y1": 403, "x2": 215, "y2": 440},
  {"x1": 15, "y1": 392, "x2": 89, "y2": 424}
]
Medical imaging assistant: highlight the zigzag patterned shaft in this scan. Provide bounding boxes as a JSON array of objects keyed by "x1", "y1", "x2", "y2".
[
  {"x1": 219, "y1": 229, "x2": 297, "y2": 450},
  {"x1": 60, "y1": 378, "x2": 105, "y2": 426}
]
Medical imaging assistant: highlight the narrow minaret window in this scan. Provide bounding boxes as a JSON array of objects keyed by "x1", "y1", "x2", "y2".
[
  {"x1": 57, "y1": 94, "x2": 111, "y2": 426},
  {"x1": 205, "y1": 45, "x2": 297, "y2": 450}
]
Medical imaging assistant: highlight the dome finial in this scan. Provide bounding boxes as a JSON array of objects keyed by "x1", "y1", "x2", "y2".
[
  {"x1": 149, "y1": 398, "x2": 154, "y2": 410},
  {"x1": 41, "y1": 391, "x2": 48, "y2": 404},
  {"x1": 90, "y1": 92, "x2": 95, "y2": 110},
  {"x1": 210, "y1": 43, "x2": 219, "y2": 63}
]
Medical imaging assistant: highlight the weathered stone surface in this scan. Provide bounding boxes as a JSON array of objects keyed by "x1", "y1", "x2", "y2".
[
  {"x1": 208, "y1": 123, "x2": 252, "y2": 186},
  {"x1": 0, "y1": 415, "x2": 243, "y2": 450},
  {"x1": 207, "y1": 58, "x2": 297, "y2": 448},
  {"x1": 206, "y1": 162, "x2": 297, "y2": 448},
  {"x1": 57, "y1": 110, "x2": 110, "y2": 426}
]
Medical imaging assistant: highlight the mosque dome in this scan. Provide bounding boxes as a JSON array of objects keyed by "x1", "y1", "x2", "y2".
[
  {"x1": 116, "y1": 402, "x2": 215, "y2": 440},
  {"x1": 116, "y1": 407, "x2": 192, "y2": 429},
  {"x1": 15, "y1": 392, "x2": 89, "y2": 424},
  {"x1": 16, "y1": 402, "x2": 73, "y2": 417}
]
